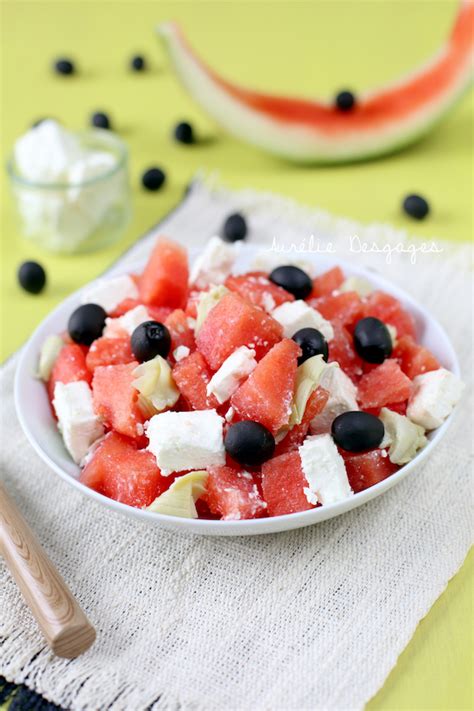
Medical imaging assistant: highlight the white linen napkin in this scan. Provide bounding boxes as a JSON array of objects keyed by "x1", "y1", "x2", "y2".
[{"x1": 1, "y1": 179, "x2": 472, "y2": 711}]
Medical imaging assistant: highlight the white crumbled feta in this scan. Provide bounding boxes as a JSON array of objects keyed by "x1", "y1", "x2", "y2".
[
  {"x1": 260, "y1": 292, "x2": 276, "y2": 313},
  {"x1": 299, "y1": 433, "x2": 353, "y2": 506},
  {"x1": 14, "y1": 119, "x2": 82, "y2": 183},
  {"x1": 103, "y1": 304, "x2": 151, "y2": 338},
  {"x1": 271, "y1": 300, "x2": 334, "y2": 342},
  {"x1": 387, "y1": 324, "x2": 397, "y2": 348},
  {"x1": 406, "y1": 368, "x2": 464, "y2": 430},
  {"x1": 310, "y1": 367, "x2": 359, "y2": 434},
  {"x1": 340, "y1": 275, "x2": 373, "y2": 297},
  {"x1": 53, "y1": 381, "x2": 104, "y2": 464},
  {"x1": 189, "y1": 236, "x2": 237, "y2": 289},
  {"x1": 379, "y1": 407, "x2": 427, "y2": 465},
  {"x1": 173, "y1": 345, "x2": 190, "y2": 362},
  {"x1": 81, "y1": 275, "x2": 139, "y2": 314},
  {"x1": 206, "y1": 346, "x2": 257, "y2": 404},
  {"x1": 225, "y1": 406, "x2": 235, "y2": 422},
  {"x1": 146, "y1": 410, "x2": 225, "y2": 475}
]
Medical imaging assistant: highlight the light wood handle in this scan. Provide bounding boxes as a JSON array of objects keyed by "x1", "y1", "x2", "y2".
[{"x1": 0, "y1": 483, "x2": 96, "y2": 658}]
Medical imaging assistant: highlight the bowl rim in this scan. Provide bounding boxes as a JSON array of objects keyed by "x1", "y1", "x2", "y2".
[
  {"x1": 14, "y1": 246, "x2": 461, "y2": 535},
  {"x1": 6, "y1": 128, "x2": 128, "y2": 190}
]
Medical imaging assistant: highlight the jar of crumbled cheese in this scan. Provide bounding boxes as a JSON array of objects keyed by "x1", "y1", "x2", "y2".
[{"x1": 7, "y1": 120, "x2": 131, "y2": 253}]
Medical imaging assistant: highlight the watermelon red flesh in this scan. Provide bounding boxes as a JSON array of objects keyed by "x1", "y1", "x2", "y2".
[
  {"x1": 80, "y1": 432, "x2": 171, "y2": 507},
  {"x1": 261, "y1": 451, "x2": 314, "y2": 517},
  {"x1": 165, "y1": 309, "x2": 195, "y2": 353},
  {"x1": 328, "y1": 322, "x2": 363, "y2": 382},
  {"x1": 341, "y1": 449, "x2": 398, "y2": 493},
  {"x1": 48, "y1": 344, "x2": 91, "y2": 401},
  {"x1": 231, "y1": 339, "x2": 300, "y2": 434},
  {"x1": 393, "y1": 334, "x2": 440, "y2": 379},
  {"x1": 109, "y1": 298, "x2": 173, "y2": 323},
  {"x1": 92, "y1": 362, "x2": 145, "y2": 439},
  {"x1": 310, "y1": 291, "x2": 364, "y2": 328},
  {"x1": 172, "y1": 351, "x2": 218, "y2": 410},
  {"x1": 274, "y1": 386, "x2": 329, "y2": 456},
  {"x1": 157, "y1": 5, "x2": 474, "y2": 163},
  {"x1": 225, "y1": 272, "x2": 294, "y2": 310},
  {"x1": 196, "y1": 291, "x2": 283, "y2": 370},
  {"x1": 139, "y1": 238, "x2": 189, "y2": 309},
  {"x1": 205, "y1": 466, "x2": 267, "y2": 520},
  {"x1": 86, "y1": 337, "x2": 134, "y2": 371},
  {"x1": 309, "y1": 267, "x2": 345, "y2": 299},
  {"x1": 109, "y1": 298, "x2": 141, "y2": 318},
  {"x1": 363, "y1": 291, "x2": 416, "y2": 339},
  {"x1": 357, "y1": 359, "x2": 412, "y2": 410}
]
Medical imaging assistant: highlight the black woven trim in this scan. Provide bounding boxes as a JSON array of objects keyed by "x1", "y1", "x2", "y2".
[{"x1": 0, "y1": 676, "x2": 66, "y2": 710}]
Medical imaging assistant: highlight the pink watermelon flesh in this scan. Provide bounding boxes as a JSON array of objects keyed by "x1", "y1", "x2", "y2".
[
  {"x1": 48, "y1": 343, "x2": 91, "y2": 402},
  {"x1": 165, "y1": 308, "x2": 195, "y2": 353},
  {"x1": 310, "y1": 291, "x2": 364, "y2": 328},
  {"x1": 309, "y1": 266, "x2": 344, "y2": 299},
  {"x1": 196, "y1": 291, "x2": 283, "y2": 370},
  {"x1": 92, "y1": 362, "x2": 145, "y2": 439},
  {"x1": 363, "y1": 292, "x2": 416, "y2": 339},
  {"x1": 139, "y1": 237, "x2": 189, "y2": 309},
  {"x1": 393, "y1": 334, "x2": 440, "y2": 379},
  {"x1": 341, "y1": 449, "x2": 398, "y2": 493},
  {"x1": 205, "y1": 466, "x2": 267, "y2": 520},
  {"x1": 86, "y1": 337, "x2": 134, "y2": 372},
  {"x1": 357, "y1": 359, "x2": 412, "y2": 410},
  {"x1": 225, "y1": 272, "x2": 294, "y2": 310},
  {"x1": 231, "y1": 339, "x2": 300, "y2": 434},
  {"x1": 172, "y1": 351, "x2": 218, "y2": 410},
  {"x1": 328, "y1": 322, "x2": 363, "y2": 382},
  {"x1": 261, "y1": 451, "x2": 314, "y2": 517}
]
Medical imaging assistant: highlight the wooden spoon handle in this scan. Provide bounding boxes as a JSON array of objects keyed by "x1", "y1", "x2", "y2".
[{"x1": 0, "y1": 483, "x2": 96, "y2": 658}]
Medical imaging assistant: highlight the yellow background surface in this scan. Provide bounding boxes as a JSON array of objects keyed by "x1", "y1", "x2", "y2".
[{"x1": 0, "y1": 1, "x2": 472, "y2": 709}]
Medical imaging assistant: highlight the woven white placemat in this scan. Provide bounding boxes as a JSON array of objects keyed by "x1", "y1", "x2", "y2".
[{"x1": 1, "y1": 179, "x2": 472, "y2": 711}]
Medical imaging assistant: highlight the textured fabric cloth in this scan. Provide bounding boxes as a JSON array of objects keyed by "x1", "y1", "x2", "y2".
[{"x1": 1, "y1": 180, "x2": 472, "y2": 711}]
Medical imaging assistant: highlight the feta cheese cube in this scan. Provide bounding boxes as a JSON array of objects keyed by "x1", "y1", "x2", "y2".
[
  {"x1": 299, "y1": 433, "x2": 353, "y2": 506},
  {"x1": 146, "y1": 410, "x2": 225, "y2": 475},
  {"x1": 310, "y1": 366, "x2": 358, "y2": 434},
  {"x1": 173, "y1": 345, "x2": 190, "y2": 362},
  {"x1": 81, "y1": 275, "x2": 139, "y2": 314},
  {"x1": 260, "y1": 292, "x2": 276, "y2": 313},
  {"x1": 406, "y1": 368, "x2": 464, "y2": 430},
  {"x1": 103, "y1": 304, "x2": 151, "y2": 338},
  {"x1": 271, "y1": 301, "x2": 334, "y2": 342},
  {"x1": 14, "y1": 119, "x2": 82, "y2": 183},
  {"x1": 53, "y1": 381, "x2": 104, "y2": 464},
  {"x1": 207, "y1": 346, "x2": 257, "y2": 404},
  {"x1": 379, "y1": 408, "x2": 427, "y2": 465},
  {"x1": 190, "y1": 236, "x2": 238, "y2": 289}
]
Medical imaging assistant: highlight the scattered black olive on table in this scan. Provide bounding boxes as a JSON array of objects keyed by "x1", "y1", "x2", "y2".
[
  {"x1": 269, "y1": 265, "x2": 313, "y2": 300},
  {"x1": 91, "y1": 111, "x2": 111, "y2": 130},
  {"x1": 54, "y1": 58, "x2": 75, "y2": 75},
  {"x1": 68, "y1": 304, "x2": 107, "y2": 346},
  {"x1": 222, "y1": 213, "x2": 247, "y2": 242},
  {"x1": 292, "y1": 327, "x2": 329, "y2": 365},
  {"x1": 130, "y1": 55, "x2": 146, "y2": 71},
  {"x1": 142, "y1": 167, "x2": 166, "y2": 192},
  {"x1": 174, "y1": 121, "x2": 194, "y2": 144},
  {"x1": 335, "y1": 90, "x2": 356, "y2": 111},
  {"x1": 131, "y1": 321, "x2": 171, "y2": 362},
  {"x1": 403, "y1": 194, "x2": 430, "y2": 220},
  {"x1": 224, "y1": 421, "x2": 275, "y2": 467},
  {"x1": 331, "y1": 411, "x2": 385, "y2": 452},
  {"x1": 18, "y1": 261, "x2": 46, "y2": 294},
  {"x1": 353, "y1": 317, "x2": 393, "y2": 364}
]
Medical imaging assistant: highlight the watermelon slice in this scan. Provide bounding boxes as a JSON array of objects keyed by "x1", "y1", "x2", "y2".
[
  {"x1": 310, "y1": 267, "x2": 344, "y2": 299},
  {"x1": 363, "y1": 291, "x2": 416, "y2": 339},
  {"x1": 205, "y1": 466, "x2": 267, "y2": 520},
  {"x1": 173, "y1": 351, "x2": 218, "y2": 410},
  {"x1": 357, "y1": 359, "x2": 412, "y2": 409},
  {"x1": 47, "y1": 343, "x2": 91, "y2": 401},
  {"x1": 139, "y1": 237, "x2": 189, "y2": 309},
  {"x1": 231, "y1": 339, "x2": 300, "y2": 434},
  {"x1": 165, "y1": 308, "x2": 196, "y2": 353},
  {"x1": 310, "y1": 291, "x2": 364, "y2": 328},
  {"x1": 225, "y1": 272, "x2": 294, "y2": 311},
  {"x1": 196, "y1": 291, "x2": 283, "y2": 370},
  {"x1": 157, "y1": 4, "x2": 474, "y2": 163},
  {"x1": 393, "y1": 334, "x2": 440, "y2": 379},
  {"x1": 328, "y1": 322, "x2": 363, "y2": 382},
  {"x1": 92, "y1": 362, "x2": 145, "y2": 439},
  {"x1": 261, "y1": 451, "x2": 314, "y2": 517},
  {"x1": 80, "y1": 432, "x2": 171, "y2": 507},
  {"x1": 85, "y1": 337, "x2": 134, "y2": 371},
  {"x1": 341, "y1": 449, "x2": 398, "y2": 493}
]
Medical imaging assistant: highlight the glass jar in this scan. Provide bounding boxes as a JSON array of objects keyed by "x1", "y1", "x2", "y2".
[{"x1": 7, "y1": 129, "x2": 132, "y2": 254}]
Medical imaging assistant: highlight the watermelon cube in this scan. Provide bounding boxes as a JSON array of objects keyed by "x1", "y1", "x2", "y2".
[
  {"x1": 310, "y1": 291, "x2": 364, "y2": 327},
  {"x1": 393, "y1": 334, "x2": 440, "y2": 379},
  {"x1": 139, "y1": 238, "x2": 189, "y2": 309},
  {"x1": 196, "y1": 292, "x2": 283, "y2": 370},
  {"x1": 363, "y1": 291, "x2": 416, "y2": 339},
  {"x1": 328, "y1": 322, "x2": 363, "y2": 382},
  {"x1": 80, "y1": 432, "x2": 171, "y2": 507},
  {"x1": 165, "y1": 309, "x2": 196, "y2": 353},
  {"x1": 341, "y1": 449, "x2": 398, "y2": 493},
  {"x1": 309, "y1": 266, "x2": 344, "y2": 298},
  {"x1": 205, "y1": 466, "x2": 267, "y2": 520},
  {"x1": 92, "y1": 362, "x2": 145, "y2": 439},
  {"x1": 48, "y1": 343, "x2": 91, "y2": 401},
  {"x1": 231, "y1": 339, "x2": 300, "y2": 434},
  {"x1": 261, "y1": 451, "x2": 314, "y2": 517},
  {"x1": 86, "y1": 337, "x2": 134, "y2": 371},
  {"x1": 225, "y1": 272, "x2": 294, "y2": 311},
  {"x1": 172, "y1": 351, "x2": 218, "y2": 410},
  {"x1": 357, "y1": 359, "x2": 412, "y2": 409}
]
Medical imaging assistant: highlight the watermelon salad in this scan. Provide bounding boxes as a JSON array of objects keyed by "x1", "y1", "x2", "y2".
[{"x1": 38, "y1": 236, "x2": 464, "y2": 521}]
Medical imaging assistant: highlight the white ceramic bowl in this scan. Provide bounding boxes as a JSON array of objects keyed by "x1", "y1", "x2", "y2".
[{"x1": 15, "y1": 246, "x2": 460, "y2": 536}]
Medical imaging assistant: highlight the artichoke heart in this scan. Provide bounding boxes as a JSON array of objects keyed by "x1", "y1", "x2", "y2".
[
  {"x1": 147, "y1": 470, "x2": 208, "y2": 518},
  {"x1": 289, "y1": 355, "x2": 336, "y2": 426},
  {"x1": 132, "y1": 355, "x2": 179, "y2": 416}
]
